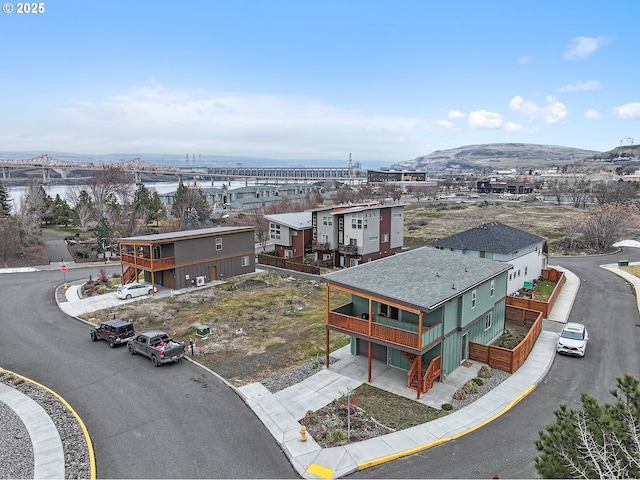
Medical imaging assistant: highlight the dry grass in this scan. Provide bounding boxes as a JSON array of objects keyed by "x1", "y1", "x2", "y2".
[
  {"x1": 404, "y1": 201, "x2": 580, "y2": 253},
  {"x1": 82, "y1": 273, "x2": 351, "y2": 386}
]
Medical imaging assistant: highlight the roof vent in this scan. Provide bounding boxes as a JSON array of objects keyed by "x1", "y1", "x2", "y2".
[{"x1": 452, "y1": 283, "x2": 456, "y2": 290}]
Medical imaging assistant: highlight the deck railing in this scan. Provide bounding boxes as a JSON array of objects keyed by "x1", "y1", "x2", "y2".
[
  {"x1": 121, "y1": 253, "x2": 175, "y2": 270},
  {"x1": 327, "y1": 310, "x2": 442, "y2": 350}
]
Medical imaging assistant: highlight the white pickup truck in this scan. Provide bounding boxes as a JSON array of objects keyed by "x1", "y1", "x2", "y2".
[{"x1": 127, "y1": 330, "x2": 186, "y2": 366}]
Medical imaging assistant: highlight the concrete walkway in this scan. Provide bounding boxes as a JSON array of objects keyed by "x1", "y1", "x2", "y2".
[{"x1": 3, "y1": 260, "x2": 637, "y2": 479}]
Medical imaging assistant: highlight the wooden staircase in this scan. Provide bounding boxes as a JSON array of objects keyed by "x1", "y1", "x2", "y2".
[
  {"x1": 122, "y1": 266, "x2": 137, "y2": 285},
  {"x1": 402, "y1": 352, "x2": 442, "y2": 395}
]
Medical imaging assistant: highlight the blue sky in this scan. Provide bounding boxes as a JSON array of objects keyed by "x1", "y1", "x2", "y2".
[{"x1": 1, "y1": 0, "x2": 638, "y2": 166}]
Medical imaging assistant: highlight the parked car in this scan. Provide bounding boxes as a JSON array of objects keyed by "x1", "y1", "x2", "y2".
[
  {"x1": 116, "y1": 282, "x2": 156, "y2": 300},
  {"x1": 90, "y1": 319, "x2": 135, "y2": 348},
  {"x1": 557, "y1": 322, "x2": 589, "y2": 357},
  {"x1": 127, "y1": 330, "x2": 186, "y2": 366}
]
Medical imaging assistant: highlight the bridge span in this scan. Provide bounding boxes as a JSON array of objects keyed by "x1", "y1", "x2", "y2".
[{"x1": 0, "y1": 154, "x2": 366, "y2": 184}]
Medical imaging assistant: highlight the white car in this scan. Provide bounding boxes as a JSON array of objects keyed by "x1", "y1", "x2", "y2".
[
  {"x1": 557, "y1": 322, "x2": 589, "y2": 357},
  {"x1": 116, "y1": 282, "x2": 156, "y2": 300}
]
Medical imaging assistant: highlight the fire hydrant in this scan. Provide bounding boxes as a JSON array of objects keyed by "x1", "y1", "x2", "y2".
[{"x1": 300, "y1": 425, "x2": 307, "y2": 442}]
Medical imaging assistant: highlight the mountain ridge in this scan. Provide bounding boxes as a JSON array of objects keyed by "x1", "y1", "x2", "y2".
[{"x1": 392, "y1": 142, "x2": 603, "y2": 173}]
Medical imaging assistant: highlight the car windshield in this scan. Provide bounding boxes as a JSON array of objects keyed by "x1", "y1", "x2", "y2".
[{"x1": 561, "y1": 330, "x2": 583, "y2": 340}]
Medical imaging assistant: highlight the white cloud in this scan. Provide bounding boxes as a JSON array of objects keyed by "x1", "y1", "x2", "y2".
[
  {"x1": 518, "y1": 56, "x2": 533, "y2": 65},
  {"x1": 437, "y1": 119, "x2": 457, "y2": 130},
  {"x1": 584, "y1": 109, "x2": 600, "y2": 120},
  {"x1": 504, "y1": 122, "x2": 523, "y2": 133},
  {"x1": 7, "y1": 82, "x2": 429, "y2": 161},
  {"x1": 509, "y1": 95, "x2": 568, "y2": 124},
  {"x1": 448, "y1": 109, "x2": 466, "y2": 119},
  {"x1": 563, "y1": 35, "x2": 609, "y2": 61},
  {"x1": 558, "y1": 80, "x2": 602, "y2": 92},
  {"x1": 468, "y1": 110, "x2": 503, "y2": 129},
  {"x1": 612, "y1": 102, "x2": 640, "y2": 119}
]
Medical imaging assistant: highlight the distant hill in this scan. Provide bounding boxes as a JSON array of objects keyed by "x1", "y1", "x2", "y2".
[
  {"x1": 391, "y1": 143, "x2": 602, "y2": 173},
  {"x1": 600, "y1": 144, "x2": 640, "y2": 160}
]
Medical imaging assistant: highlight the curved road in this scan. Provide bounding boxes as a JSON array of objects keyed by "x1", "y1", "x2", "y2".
[
  {"x1": 349, "y1": 249, "x2": 640, "y2": 478},
  {"x1": 0, "y1": 267, "x2": 297, "y2": 478}
]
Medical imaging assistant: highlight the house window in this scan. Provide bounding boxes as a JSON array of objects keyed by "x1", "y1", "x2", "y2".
[
  {"x1": 270, "y1": 223, "x2": 281, "y2": 240},
  {"x1": 349, "y1": 258, "x2": 359, "y2": 267},
  {"x1": 321, "y1": 234, "x2": 329, "y2": 243},
  {"x1": 485, "y1": 312, "x2": 493, "y2": 329},
  {"x1": 381, "y1": 233, "x2": 389, "y2": 243},
  {"x1": 369, "y1": 235, "x2": 378, "y2": 241},
  {"x1": 524, "y1": 266, "x2": 528, "y2": 275},
  {"x1": 241, "y1": 255, "x2": 250, "y2": 267},
  {"x1": 490, "y1": 280, "x2": 495, "y2": 297},
  {"x1": 352, "y1": 218, "x2": 364, "y2": 229},
  {"x1": 215, "y1": 237, "x2": 223, "y2": 251},
  {"x1": 284, "y1": 250, "x2": 293, "y2": 258},
  {"x1": 471, "y1": 290, "x2": 477, "y2": 309},
  {"x1": 323, "y1": 216, "x2": 333, "y2": 226},
  {"x1": 291, "y1": 230, "x2": 298, "y2": 236}
]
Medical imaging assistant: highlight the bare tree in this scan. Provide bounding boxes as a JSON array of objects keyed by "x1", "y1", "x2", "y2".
[
  {"x1": 16, "y1": 179, "x2": 45, "y2": 245},
  {"x1": 565, "y1": 177, "x2": 592, "y2": 208},
  {"x1": 592, "y1": 179, "x2": 639, "y2": 205},
  {"x1": 580, "y1": 203, "x2": 640, "y2": 251},
  {"x1": 86, "y1": 166, "x2": 131, "y2": 220},
  {"x1": 545, "y1": 179, "x2": 565, "y2": 205},
  {"x1": 0, "y1": 217, "x2": 20, "y2": 267},
  {"x1": 65, "y1": 187, "x2": 94, "y2": 232}
]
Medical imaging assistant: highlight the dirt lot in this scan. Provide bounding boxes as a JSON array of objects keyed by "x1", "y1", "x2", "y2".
[
  {"x1": 82, "y1": 273, "x2": 351, "y2": 386},
  {"x1": 403, "y1": 201, "x2": 582, "y2": 253}
]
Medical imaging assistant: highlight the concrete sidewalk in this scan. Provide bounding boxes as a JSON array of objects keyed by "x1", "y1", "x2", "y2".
[
  {"x1": 1, "y1": 261, "x2": 611, "y2": 479},
  {"x1": 237, "y1": 266, "x2": 581, "y2": 479}
]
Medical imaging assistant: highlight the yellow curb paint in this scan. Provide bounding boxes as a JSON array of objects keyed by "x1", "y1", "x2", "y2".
[
  {"x1": 357, "y1": 384, "x2": 537, "y2": 472},
  {"x1": 307, "y1": 462, "x2": 335, "y2": 479},
  {"x1": 3, "y1": 369, "x2": 97, "y2": 480}
]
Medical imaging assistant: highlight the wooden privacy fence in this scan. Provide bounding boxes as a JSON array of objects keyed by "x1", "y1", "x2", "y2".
[
  {"x1": 469, "y1": 305, "x2": 544, "y2": 374},
  {"x1": 506, "y1": 268, "x2": 565, "y2": 317},
  {"x1": 256, "y1": 253, "x2": 321, "y2": 275}
]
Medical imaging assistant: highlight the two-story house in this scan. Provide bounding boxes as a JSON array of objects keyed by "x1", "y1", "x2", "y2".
[
  {"x1": 430, "y1": 221, "x2": 546, "y2": 295},
  {"x1": 310, "y1": 202, "x2": 404, "y2": 268},
  {"x1": 119, "y1": 226, "x2": 256, "y2": 291},
  {"x1": 264, "y1": 212, "x2": 313, "y2": 258},
  {"x1": 323, "y1": 246, "x2": 512, "y2": 398}
]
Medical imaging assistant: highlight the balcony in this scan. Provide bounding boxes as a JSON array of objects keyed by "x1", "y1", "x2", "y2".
[
  {"x1": 327, "y1": 307, "x2": 442, "y2": 352},
  {"x1": 338, "y1": 244, "x2": 359, "y2": 255},
  {"x1": 121, "y1": 253, "x2": 175, "y2": 270},
  {"x1": 312, "y1": 241, "x2": 332, "y2": 252}
]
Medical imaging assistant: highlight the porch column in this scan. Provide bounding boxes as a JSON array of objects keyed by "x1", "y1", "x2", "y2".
[
  {"x1": 367, "y1": 341, "x2": 372, "y2": 383},
  {"x1": 325, "y1": 285, "x2": 330, "y2": 368}
]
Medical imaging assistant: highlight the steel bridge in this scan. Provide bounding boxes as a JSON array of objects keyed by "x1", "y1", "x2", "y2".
[{"x1": 0, "y1": 154, "x2": 365, "y2": 183}]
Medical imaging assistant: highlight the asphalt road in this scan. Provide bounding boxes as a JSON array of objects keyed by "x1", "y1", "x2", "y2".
[
  {"x1": 0, "y1": 266, "x2": 297, "y2": 479},
  {"x1": 348, "y1": 249, "x2": 640, "y2": 479}
]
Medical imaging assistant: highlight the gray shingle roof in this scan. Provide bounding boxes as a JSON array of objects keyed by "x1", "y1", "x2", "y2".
[
  {"x1": 264, "y1": 212, "x2": 312, "y2": 229},
  {"x1": 430, "y1": 222, "x2": 544, "y2": 254},
  {"x1": 323, "y1": 246, "x2": 511, "y2": 312}
]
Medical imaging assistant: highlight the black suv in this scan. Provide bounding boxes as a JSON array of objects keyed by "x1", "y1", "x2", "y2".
[{"x1": 90, "y1": 319, "x2": 135, "y2": 348}]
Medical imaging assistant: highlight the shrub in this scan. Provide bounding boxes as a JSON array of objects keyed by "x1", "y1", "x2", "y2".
[
  {"x1": 441, "y1": 403, "x2": 453, "y2": 411},
  {"x1": 453, "y1": 388, "x2": 466, "y2": 400},
  {"x1": 302, "y1": 410, "x2": 318, "y2": 425},
  {"x1": 478, "y1": 365, "x2": 493, "y2": 378},
  {"x1": 328, "y1": 429, "x2": 347, "y2": 445},
  {"x1": 472, "y1": 377, "x2": 484, "y2": 386},
  {"x1": 463, "y1": 380, "x2": 479, "y2": 394}
]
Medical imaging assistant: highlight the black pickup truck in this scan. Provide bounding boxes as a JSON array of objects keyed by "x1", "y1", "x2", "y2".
[
  {"x1": 127, "y1": 330, "x2": 186, "y2": 366},
  {"x1": 90, "y1": 319, "x2": 135, "y2": 348}
]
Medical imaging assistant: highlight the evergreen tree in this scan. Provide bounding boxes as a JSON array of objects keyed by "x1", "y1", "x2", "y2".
[
  {"x1": 93, "y1": 216, "x2": 114, "y2": 255},
  {"x1": 535, "y1": 374, "x2": 640, "y2": 479},
  {"x1": 0, "y1": 180, "x2": 12, "y2": 217}
]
